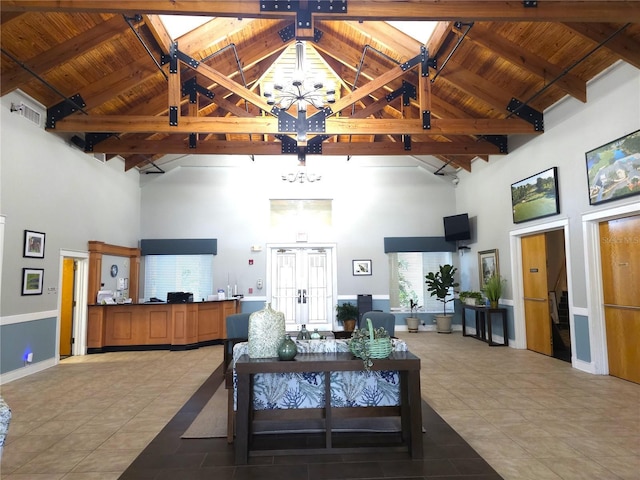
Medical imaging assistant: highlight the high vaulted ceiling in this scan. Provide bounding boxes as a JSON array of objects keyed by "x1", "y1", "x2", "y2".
[{"x1": 1, "y1": 1, "x2": 639, "y2": 174}]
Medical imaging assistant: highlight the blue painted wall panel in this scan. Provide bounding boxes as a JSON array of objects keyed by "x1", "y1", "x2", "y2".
[
  {"x1": 0, "y1": 318, "x2": 57, "y2": 374},
  {"x1": 573, "y1": 314, "x2": 591, "y2": 363}
]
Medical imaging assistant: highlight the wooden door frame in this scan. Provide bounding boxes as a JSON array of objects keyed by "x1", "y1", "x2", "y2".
[
  {"x1": 509, "y1": 219, "x2": 573, "y2": 355},
  {"x1": 57, "y1": 250, "x2": 89, "y2": 358},
  {"x1": 582, "y1": 202, "x2": 640, "y2": 376}
]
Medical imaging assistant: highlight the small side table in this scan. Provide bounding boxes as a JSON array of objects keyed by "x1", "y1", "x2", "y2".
[{"x1": 462, "y1": 305, "x2": 508, "y2": 346}]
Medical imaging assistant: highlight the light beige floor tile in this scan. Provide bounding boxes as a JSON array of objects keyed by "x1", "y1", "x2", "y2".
[
  {"x1": 13, "y1": 450, "x2": 89, "y2": 475},
  {"x1": 61, "y1": 472, "x2": 121, "y2": 480},
  {"x1": 95, "y1": 430, "x2": 157, "y2": 451},
  {"x1": 593, "y1": 455, "x2": 640, "y2": 480},
  {"x1": 2, "y1": 474, "x2": 65, "y2": 480},
  {"x1": 538, "y1": 456, "x2": 625, "y2": 480}
]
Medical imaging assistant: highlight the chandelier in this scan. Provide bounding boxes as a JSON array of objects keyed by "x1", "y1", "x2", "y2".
[
  {"x1": 282, "y1": 158, "x2": 321, "y2": 183},
  {"x1": 264, "y1": 40, "x2": 336, "y2": 114}
]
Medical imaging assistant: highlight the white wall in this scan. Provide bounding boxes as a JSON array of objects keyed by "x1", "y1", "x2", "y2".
[
  {"x1": 0, "y1": 90, "x2": 141, "y2": 316},
  {"x1": 455, "y1": 62, "x2": 640, "y2": 307},
  {"x1": 140, "y1": 155, "x2": 458, "y2": 297}
]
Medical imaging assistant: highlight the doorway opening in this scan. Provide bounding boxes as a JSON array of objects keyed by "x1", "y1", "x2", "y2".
[
  {"x1": 57, "y1": 250, "x2": 89, "y2": 360},
  {"x1": 510, "y1": 219, "x2": 575, "y2": 365}
]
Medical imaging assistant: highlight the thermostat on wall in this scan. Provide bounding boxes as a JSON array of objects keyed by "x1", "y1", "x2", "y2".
[{"x1": 251, "y1": 245, "x2": 262, "y2": 252}]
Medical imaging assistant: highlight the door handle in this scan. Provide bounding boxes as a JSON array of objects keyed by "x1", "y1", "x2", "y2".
[
  {"x1": 297, "y1": 289, "x2": 302, "y2": 304},
  {"x1": 302, "y1": 289, "x2": 307, "y2": 304}
]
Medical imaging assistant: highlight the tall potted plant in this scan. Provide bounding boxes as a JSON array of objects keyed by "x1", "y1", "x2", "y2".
[{"x1": 425, "y1": 264, "x2": 459, "y2": 333}]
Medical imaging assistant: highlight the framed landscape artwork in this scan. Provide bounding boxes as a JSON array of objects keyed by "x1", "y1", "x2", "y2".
[
  {"x1": 511, "y1": 167, "x2": 560, "y2": 224},
  {"x1": 585, "y1": 129, "x2": 640, "y2": 206},
  {"x1": 22, "y1": 268, "x2": 44, "y2": 295},
  {"x1": 23, "y1": 230, "x2": 46, "y2": 258},
  {"x1": 478, "y1": 249, "x2": 499, "y2": 287}
]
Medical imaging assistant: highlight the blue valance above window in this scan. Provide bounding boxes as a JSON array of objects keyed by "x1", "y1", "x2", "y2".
[
  {"x1": 383, "y1": 237, "x2": 455, "y2": 253},
  {"x1": 140, "y1": 238, "x2": 217, "y2": 256}
]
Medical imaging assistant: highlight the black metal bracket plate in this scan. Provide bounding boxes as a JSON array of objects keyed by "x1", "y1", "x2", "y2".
[
  {"x1": 46, "y1": 93, "x2": 86, "y2": 129},
  {"x1": 403, "y1": 135, "x2": 411, "y2": 151},
  {"x1": 483, "y1": 135, "x2": 508, "y2": 154},
  {"x1": 275, "y1": 109, "x2": 298, "y2": 132},
  {"x1": 169, "y1": 106, "x2": 178, "y2": 126},
  {"x1": 386, "y1": 81, "x2": 416, "y2": 105},
  {"x1": 421, "y1": 46, "x2": 437, "y2": 76},
  {"x1": 182, "y1": 78, "x2": 215, "y2": 103},
  {"x1": 189, "y1": 133, "x2": 197, "y2": 148},
  {"x1": 422, "y1": 110, "x2": 431, "y2": 130},
  {"x1": 400, "y1": 51, "x2": 423, "y2": 72},
  {"x1": 507, "y1": 98, "x2": 544, "y2": 131},
  {"x1": 308, "y1": 135, "x2": 328, "y2": 154},
  {"x1": 84, "y1": 132, "x2": 113, "y2": 152},
  {"x1": 305, "y1": 107, "x2": 330, "y2": 133},
  {"x1": 523, "y1": 1, "x2": 538, "y2": 7},
  {"x1": 276, "y1": 134, "x2": 298, "y2": 154}
]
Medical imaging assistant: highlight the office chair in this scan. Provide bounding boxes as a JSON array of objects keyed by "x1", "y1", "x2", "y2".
[{"x1": 361, "y1": 311, "x2": 396, "y2": 337}]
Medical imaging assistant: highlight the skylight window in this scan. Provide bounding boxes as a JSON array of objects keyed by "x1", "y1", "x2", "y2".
[{"x1": 160, "y1": 15, "x2": 213, "y2": 39}]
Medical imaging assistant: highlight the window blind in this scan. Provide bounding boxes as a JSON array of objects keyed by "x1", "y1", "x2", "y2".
[{"x1": 143, "y1": 254, "x2": 213, "y2": 302}]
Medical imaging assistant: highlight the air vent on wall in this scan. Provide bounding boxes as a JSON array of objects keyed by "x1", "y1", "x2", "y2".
[{"x1": 10, "y1": 102, "x2": 42, "y2": 127}]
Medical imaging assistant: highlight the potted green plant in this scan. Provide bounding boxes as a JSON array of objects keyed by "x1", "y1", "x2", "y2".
[
  {"x1": 405, "y1": 299, "x2": 421, "y2": 333},
  {"x1": 482, "y1": 274, "x2": 505, "y2": 308},
  {"x1": 425, "y1": 264, "x2": 459, "y2": 333},
  {"x1": 336, "y1": 302, "x2": 358, "y2": 332},
  {"x1": 459, "y1": 291, "x2": 483, "y2": 306}
]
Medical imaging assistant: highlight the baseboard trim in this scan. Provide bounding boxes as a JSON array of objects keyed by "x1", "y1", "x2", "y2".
[{"x1": 0, "y1": 357, "x2": 56, "y2": 385}]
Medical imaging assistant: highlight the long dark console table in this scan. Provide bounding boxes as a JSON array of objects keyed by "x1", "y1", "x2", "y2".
[
  {"x1": 462, "y1": 305, "x2": 508, "y2": 346},
  {"x1": 234, "y1": 351, "x2": 422, "y2": 464}
]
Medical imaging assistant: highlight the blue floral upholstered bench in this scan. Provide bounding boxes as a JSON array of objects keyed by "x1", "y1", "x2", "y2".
[{"x1": 225, "y1": 337, "x2": 408, "y2": 442}]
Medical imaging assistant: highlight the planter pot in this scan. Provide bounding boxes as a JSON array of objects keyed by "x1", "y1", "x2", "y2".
[
  {"x1": 489, "y1": 300, "x2": 499, "y2": 309},
  {"x1": 406, "y1": 316, "x2": 420, "y2": 333},
  {"x1": 343, "y1": 318, "x2": 356, "y2": 332},
  {"x1": 435, "y1": 314, "x2": 453, "y2": 334},
  {"x1": 464, "y1": 298, "x2": 478, "y2": 306}
]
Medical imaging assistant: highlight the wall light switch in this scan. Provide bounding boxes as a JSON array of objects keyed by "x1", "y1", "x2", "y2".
[{"x1": 27, "y1": 352, "x2": 33, "y2": 363}]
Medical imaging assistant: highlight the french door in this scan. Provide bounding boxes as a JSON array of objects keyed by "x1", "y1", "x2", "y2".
[{"x1": 268, "y1": 245, "x2": 336, "y2": 331}]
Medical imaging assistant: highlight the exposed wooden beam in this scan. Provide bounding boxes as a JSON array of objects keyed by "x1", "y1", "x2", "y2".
[
  {"x1": 453, "y1": 23, "x2": 587, "y2": 102},
  {"x1": 563, "y1": 22, "x2": 640, "y2": 70},
  {"x1": 1, "y1": 14, "x2": 127, "y2": 95},
  {"x1": 51, "y1": 114, "x2": 539, "y2": 135},
  {"x1": 3, "y1": 1, "x2": 638, "y2": 23},
  {"x1": 93, "y1": 138, "x2": 502, "y2": 156}
]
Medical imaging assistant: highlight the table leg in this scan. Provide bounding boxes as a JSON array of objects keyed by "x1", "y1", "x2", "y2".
[
  {"x1": 407, "y1": 369, "x2": 423, "y2": 459},
  {"x1": 235, "y1": 373, "x2": 250, "y2": 464}
]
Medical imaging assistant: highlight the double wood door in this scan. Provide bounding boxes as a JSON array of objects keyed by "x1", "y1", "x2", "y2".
[{"x1": 599, "y1": 215, "x2": 640, "y2": 384}]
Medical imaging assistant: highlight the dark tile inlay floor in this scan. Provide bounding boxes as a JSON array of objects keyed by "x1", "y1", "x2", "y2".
[{"x1": 119, "y1": 364, "x2": 503, "y2": 479}]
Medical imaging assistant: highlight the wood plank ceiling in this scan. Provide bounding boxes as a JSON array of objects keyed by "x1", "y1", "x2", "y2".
[{"x1": 1, "y1": 1, "x2": 639, "y2": 173}]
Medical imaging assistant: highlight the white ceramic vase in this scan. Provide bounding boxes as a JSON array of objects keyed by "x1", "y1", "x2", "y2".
[{"x1": 248, "y1": 302, "x2": 286, "y2": 358}]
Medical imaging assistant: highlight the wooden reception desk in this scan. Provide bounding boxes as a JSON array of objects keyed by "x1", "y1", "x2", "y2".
[{"x1": 87, "y1": 299, "x2": 238, "y2": 353}]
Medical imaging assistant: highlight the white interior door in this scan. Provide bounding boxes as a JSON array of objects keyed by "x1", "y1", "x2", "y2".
[{"x1": 268, "y1": 245, "x2": 335, "y2": 331}]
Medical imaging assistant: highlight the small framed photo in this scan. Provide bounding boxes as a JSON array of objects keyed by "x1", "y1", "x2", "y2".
[
  {"x1": 478, "y1": 249, "x2": 499, "y2": 287},
  {"x1": 22, "y1": 268, "x2": 44, "y2": 295},
  {"x1": 352, "y1": 259, "x2": 372, "y2": 276},
  {"x1": 24, "y1": 230, "x2": 46, "y2": 258}
]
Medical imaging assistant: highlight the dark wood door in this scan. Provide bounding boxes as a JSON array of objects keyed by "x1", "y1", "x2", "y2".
[
  {"x1": 522, "y1": 233, "x2": 552, "y2": 355},
  {"x1": 599, "y1": 215, "x2": 640, "y2": 384}
]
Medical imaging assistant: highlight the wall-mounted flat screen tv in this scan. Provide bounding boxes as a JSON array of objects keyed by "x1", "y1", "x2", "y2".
[{"x1": 444, "y1": 213, "x2": 471, "y2": 241}]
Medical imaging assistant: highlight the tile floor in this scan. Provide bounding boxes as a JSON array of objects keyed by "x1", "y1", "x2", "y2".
[{"x1": 0, "y1": 331, "x2": 638, "y2": 479}]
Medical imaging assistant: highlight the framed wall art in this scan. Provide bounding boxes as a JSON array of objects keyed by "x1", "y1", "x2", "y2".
[
  {"x1": 23, "y1": 230, "x2": 46, "y2": 258},
  {"x1": 478, "y1": 249, "x2": 499, "y2": 287},
  {"x1": 22, "y1": 268, "x2": 44, "y2": 295},
  {"x1": 352, "y1": 259, "x2": 372, "y2": 276},
  {"x1": 511, "y1": 167, "x2": 560, "y2": 223},
  {"x1": 585, "y1": 129, "x2": 640, "y2": 206}
]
